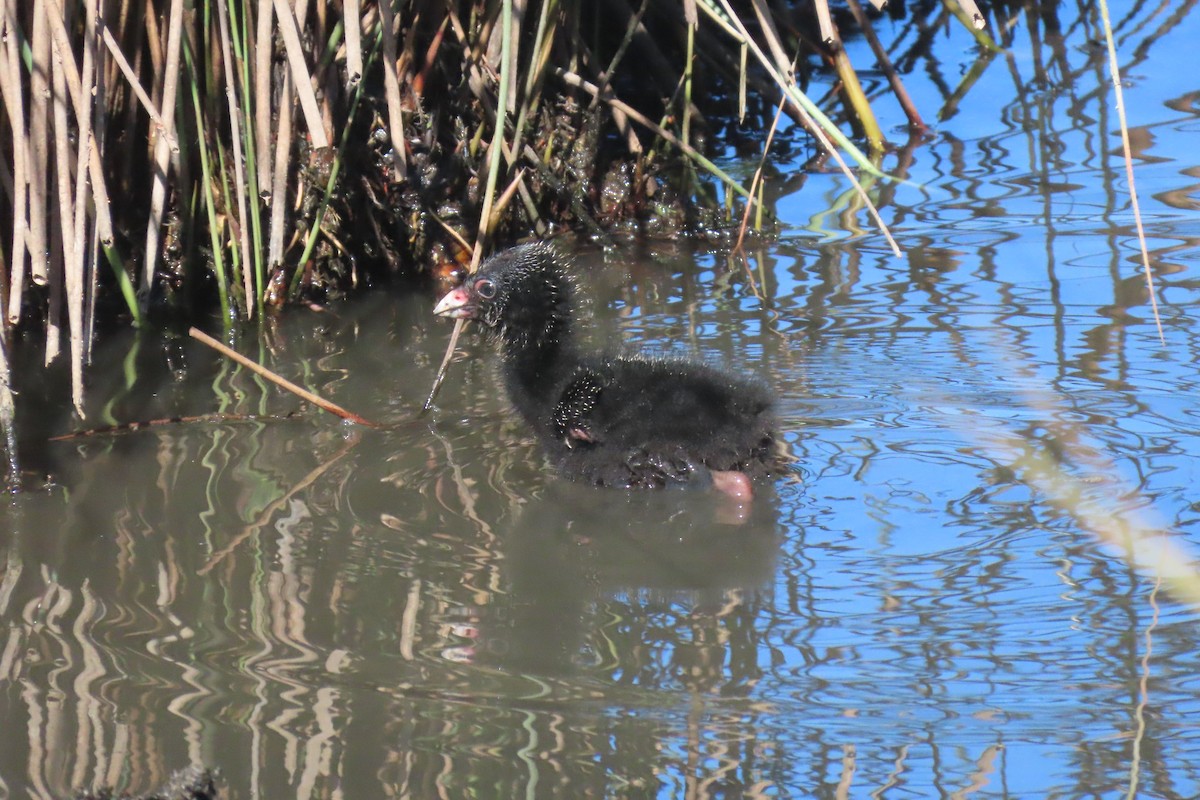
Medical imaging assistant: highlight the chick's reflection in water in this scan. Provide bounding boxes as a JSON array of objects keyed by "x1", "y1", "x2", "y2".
[{"x1": 467, "y1": 482, "x2": 780, "y2": 688}]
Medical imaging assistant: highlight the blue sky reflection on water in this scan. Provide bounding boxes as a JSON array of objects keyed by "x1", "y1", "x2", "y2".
[{"x1": 679, "y1": 2, "x2": 1200, "y2": 792}]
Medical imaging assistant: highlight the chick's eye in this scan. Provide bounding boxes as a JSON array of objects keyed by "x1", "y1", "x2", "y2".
[{"x1": 474, "y1": 278, "x2": 497, "y2": 299}]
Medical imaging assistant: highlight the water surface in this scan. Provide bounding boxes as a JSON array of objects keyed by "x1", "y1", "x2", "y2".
[{"x1": 4, "y1": 2, "x2": 1200, "y2": 798}]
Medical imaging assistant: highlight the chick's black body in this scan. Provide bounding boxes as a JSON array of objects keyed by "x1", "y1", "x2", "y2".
[{"x1": 434, "y1": 243, "x2": 775, "y2": 495}]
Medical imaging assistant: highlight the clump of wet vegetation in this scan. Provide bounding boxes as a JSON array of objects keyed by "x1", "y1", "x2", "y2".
[{"x1": 73, "y1": 766, "x2": 219, "y2": 800}]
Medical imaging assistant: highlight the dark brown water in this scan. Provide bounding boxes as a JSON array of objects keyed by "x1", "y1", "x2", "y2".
[{"x1": 5, "y1": 3, "x2": 1200, "y2": 798}]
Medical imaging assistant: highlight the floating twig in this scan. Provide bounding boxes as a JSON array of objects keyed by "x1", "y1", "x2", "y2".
[{"x1": 189, "y1": 327, "x2": 378, "y2": 427}]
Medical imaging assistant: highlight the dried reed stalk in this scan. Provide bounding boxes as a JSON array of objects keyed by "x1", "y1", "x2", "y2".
[
  {"x1": 27, "y1": 3, "x2": 51, "y2": 287},
  {"x1": 813, "y1": 0, "x2": 836, "y2": 45},
  {"x1": 953, "y1": 0, "x2": 986, "y2": 29},
  {"x1": 825, "y1": 20, "x2": 883, "y2": 150},
  {"x1": 273, "y1": 0, "x2": 330, "y2": 148},
  {"x1": 48, "y1": 18, "x2": 74, "y2": 367},
  {"x1": 377, "y1": 0, "x2": 407, "y2": 181},
  {"x1": 43, "y1": 0, "x2": 114, "y2": 247},
  {"x1": 2, "y1": 0, "x2": 29, "y2": 325},
  {"x1": 267, "y1": 50, "x2": 295, "y2": 272},
  {"x1": 66, "y1": 0, "x2": 102, "y2": 415},
  {"x1": 344, "y1": 0, "x2": 363, "y2": 85},
  {"x1": 141, "y1": 0, "x2": 184, "y2": 292},
  {"x1": 99, "y1": 16, "x2": 177, "y2": 152},
  {"x1": 254, "y1": 0, "x2": 273, "y2": 196}
]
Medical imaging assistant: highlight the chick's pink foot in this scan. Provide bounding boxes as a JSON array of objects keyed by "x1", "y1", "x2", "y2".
[{"x1": 711, "y1": 470, "x2": 753, "y2": 501}]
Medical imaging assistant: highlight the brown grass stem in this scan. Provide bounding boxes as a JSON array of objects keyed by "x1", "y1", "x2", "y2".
[
  {"x1": 813, "y1": 0, "x2": 836, "y2": 46},
  {"x1": 422, "y1": 317, "x2": 464, "y2": 414},
  {"x1": 189, "y1": 327, "x2": 378, "y2": 427},
  {"x1": 952, "y1": 0, "x2": 987, "y2": 30}
]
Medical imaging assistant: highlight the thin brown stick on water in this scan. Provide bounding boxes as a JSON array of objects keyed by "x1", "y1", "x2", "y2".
[
  {"x1": 48, "y1": 411, "x2": 300, "y2": 441},
  {"x1": 188, "y1": 327, "x2": 378, "y2": 427}
]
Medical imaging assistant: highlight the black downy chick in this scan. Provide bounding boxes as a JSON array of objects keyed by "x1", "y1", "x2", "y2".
[{"x1": 433, "y1": 243, "x2": 775, "y2": 500}]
